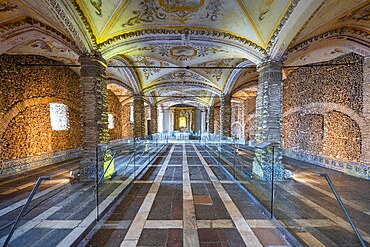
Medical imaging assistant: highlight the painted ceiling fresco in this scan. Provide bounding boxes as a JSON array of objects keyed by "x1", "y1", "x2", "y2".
[
  {"x1": 0, "y1": 0, "x2": 369, "y2": 106},
  {"x1": 107, "y1": 83, "x2": 131, "y2": 103},
  {"x1": 77, "y1": 0, "x2": 281, "y2": 47}
]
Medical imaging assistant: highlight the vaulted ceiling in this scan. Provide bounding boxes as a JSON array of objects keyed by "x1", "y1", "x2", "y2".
[{"x1": 1, "y1": 0, "x2": 369, "y2": 106}]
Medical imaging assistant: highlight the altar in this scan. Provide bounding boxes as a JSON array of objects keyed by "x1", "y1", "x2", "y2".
[{"x1": 169, "y1": 106, "x2": 195, "y2": 133}]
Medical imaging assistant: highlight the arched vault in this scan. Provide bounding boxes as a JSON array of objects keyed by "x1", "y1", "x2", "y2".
[{"x1": 1, "y1": 0, "x2": 367, "y2": 107}]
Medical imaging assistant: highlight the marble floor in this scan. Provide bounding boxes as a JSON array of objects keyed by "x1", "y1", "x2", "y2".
[
  {"x1": 207, "y1": 144, "x2": 370, "y2": 247},
  {"x1": 81, "y1": 144, "x2": 292, "y2": 247},
  {"x1": 0, "y1": 143, "x2": 165, "y2": 247},
  {"x1": 0, "y1": 142, "x2": 368, "y2": 246}
]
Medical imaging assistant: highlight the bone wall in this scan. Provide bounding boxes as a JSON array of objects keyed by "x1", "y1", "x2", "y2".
[{"x1": 0, "y1": 54, "x2": 82, "y2": 175}]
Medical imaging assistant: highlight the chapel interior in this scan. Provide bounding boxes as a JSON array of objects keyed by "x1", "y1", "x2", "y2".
[{"x1": 0, "y1": 0, "x2": 369, "y2": 246}]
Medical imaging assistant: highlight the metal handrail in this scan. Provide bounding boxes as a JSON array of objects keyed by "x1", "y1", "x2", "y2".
[
  {"x1": 3, "y1": 176, "x2": 51, "y2": 247},
  {"x1": 318, "y1": 173, "x2": 366, "y2": 247}
]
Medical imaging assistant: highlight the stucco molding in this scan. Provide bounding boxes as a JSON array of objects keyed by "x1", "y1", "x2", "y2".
[
  {"x1": 143, "y1": 81, "x2": 221, "y2": 95},
  {"x1": 45, "y1": 0, "x2": 91, "y2": 53},
  {"x1": 0, "y1": 17, "x2": 80, "y2": 54},
  {"x1": 286, "y1": 27, "x2": 370, "y2": 57}
]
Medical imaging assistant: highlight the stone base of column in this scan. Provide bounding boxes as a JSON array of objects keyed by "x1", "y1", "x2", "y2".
[
  {"x1": 79, "y1": 145, "x2": 107, "y2": 181},
  {"x1": 252, "y1": 147, "x2": 286, "y2": 181}
]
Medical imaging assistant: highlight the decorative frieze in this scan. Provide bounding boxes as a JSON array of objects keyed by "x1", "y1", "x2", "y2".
[
  {"x1": 287, "y1": 27, "x2": 370, "y2": 57},
  {"x1": 283, "y1": 149, "x2": 369, "y2": 180},
  {"x1": 266, "y1": 0, "x2": 300, "y2": 52},
  {"x1": 0, "y1": 2, "x2": 17, "y2": 12},
  {"x1": 0, "y1": 17, "x2": 78, "y2": 52},
  {"x1": 1, "y1": 148, "x2": 81, "y2": 177},
  {"x1": 46, "y1": 0, "x2": 89, "y2": 52}
]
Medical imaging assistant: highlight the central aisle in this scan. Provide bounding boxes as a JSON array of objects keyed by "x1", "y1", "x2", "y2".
[{"x1": 84, "y1": 144, "x2": 291, "y2": 247}]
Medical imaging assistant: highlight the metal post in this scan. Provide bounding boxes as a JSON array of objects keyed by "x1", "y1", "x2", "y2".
[
  {"x1": 318, "y1": 173, "x2": 366, "y2": 247},
  {"x1": 133, "y1": 139, "x2": 136, "y2": 177},
  {"x1": 218, "y1": 135, "x2": 221, "y2": 165},
  {"x1": 270, "y1": 145, "x2": 275, "y2": 219},
  {"x1": 233, "y1": 146, "x2": 236, "y2": 178},
  {"x1": 3, "y1": 176, "x2": 51, "y2": 247},
  {"x1": 95, "y1": 145, "x2": 99, "y2": 222}
]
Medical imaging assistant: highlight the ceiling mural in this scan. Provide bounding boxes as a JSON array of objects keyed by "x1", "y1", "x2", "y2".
[
  {"x1": 1, "y1": 0, "x2": 368, "y2": 108},
  {"x1": 118, "y1": 41, "x2": 242, "y2": 66},
  {"x1": 5, "y1": 37, "x2": 80, "y2": 65},
  {"x1": 89, "y1": 0, "x2": 102, "y2": 16},
  {"x1": 155, "y1": 70, "x2": 210, "y2": 83},
  {"x1": 137, "y1": 43, "x2": 229, "y2": 61},
  {"x1": 107, "y1": 83, "x2": 131, "y2": 103},
  {"x1": 72, "y1": 0, "x2": 268, "y2": 46},
  {"x1": 290, "y1": 0, "x2": 369, "y2": 47},
  {"x1": 156, "y1": 86, "x2": 212, "y2": 105},
  {"x1": 122, "y1": 0, "x2": 223, "y2": 26},
  {"x1": 233, "y1": 89, "x2": 257, "y2": 100},
  {"x1": 0, "y1": 0, "x2": 71, "y2": 38},
  {"x1": 133, "y1": 56, "x2": 172, "y2": 82},
  {"x1": 239, "y1": 0, "x2": 292, "y2": 44},
  {"x1": 193, "y1": 58, "x2": 246, "y2": 88},
  {"x1": 0, "y1": 2, "x2": 17, "y2": 12},
  {"x1": 106, "y1": 59, "x2": 131, "y2": 83}
]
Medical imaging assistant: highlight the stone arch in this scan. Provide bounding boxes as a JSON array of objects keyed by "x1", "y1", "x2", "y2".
[
  {"x1": 107, "y1": 78, "x2": 134, "y2": 93},
  {"x1": 0, "y1": 20, "x2": 80, "y2": 56},
  {"x1": 156, "y1": 98, "x2": 208, "y2": 108},
  {"x1": 283, "y1": 102, "x2": 367, "y2": 137},
  {"x1": 324, "y1": 110, "x2": 362, "y2": 161},
  {"x1": 100, "y1": 32, "x2": 265, "y2": 64},
  {"x1": 224, "y1": 60, "x2": 256, "y2": 95},
  {"x1": 0, "y1": 97, "x2": 81, "y2": 138},
  {"x1": 286, "y1": 28, "x2": 370, "y2": 65},
  {"x1": 231, "y1": 122, "x2": 243, "y2": 139},
  {"x1": 283, "y1": 102, "x2": 367, "y2": 162},
  {"x1": 0, "y1": 97, "x2": 82, "y2": 161},
  {"x1": 143, "y1": 82, "x2": 222, "y2": 96},
  {"x1": 107, "y1": 57, "x2": 141, "y2": 94},
  {"x1": 122, "y1": 121, "x2": 133, "y2": 139}
]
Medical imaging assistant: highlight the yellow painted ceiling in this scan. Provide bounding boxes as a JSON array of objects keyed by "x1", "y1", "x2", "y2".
[
  {"x1": 1, "y1": 0, "x2": 369, "y2": 106},
  {"x1": 75, "y1": 0, "x2": 293, "y2": 48}
]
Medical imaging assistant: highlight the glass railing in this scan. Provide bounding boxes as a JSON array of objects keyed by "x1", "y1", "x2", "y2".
[
  {"x1": 0, "y1": 135, "x2": 168, "y2": 246},
  {"x1": 202, "y1": 135, "x2": 369, "y2": 246},
  {"x1": 95, "y1": 135, "x2": 168, "y2": 221}
]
